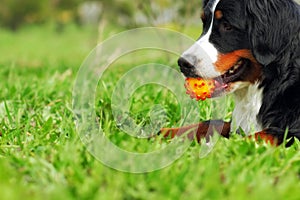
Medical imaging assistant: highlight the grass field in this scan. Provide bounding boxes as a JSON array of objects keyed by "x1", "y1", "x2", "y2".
[{"x1": 0, "y1": 23, "x2": 300, "y2": 200}]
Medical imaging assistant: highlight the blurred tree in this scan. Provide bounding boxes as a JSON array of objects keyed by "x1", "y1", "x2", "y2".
[
  {"x1": 0, "y1": 0, "x2": 202, "y2": 30},
  {"x1": 99, "y1": 0, "x2": 135, "y2": 27},
  {"x1": 50, "y1": 0, "x2": 83, "y2": 32},
  {"x1": 51, "y1": 0, "x2": 83, "y2": 10},
  {"x1": 78, "y1": 2, "x2": 102, "y2": 25},
  {"x1": 134, "y1": 0, "x2": 201, "y2": 27},
  {"x1": 0, "y1": 0, "x2": 49, "y2": 30},
  {"x1": 96, "y1": 0, "x2": 201, "y2": 28}
]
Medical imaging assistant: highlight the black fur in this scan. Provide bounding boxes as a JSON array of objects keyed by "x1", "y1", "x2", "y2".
[
  {"x1": 247, "y1": 0, "x2": 300, "y2": 144},
  {"x1": 245, "y1": 0, "x2": 300, "y2": 65}
]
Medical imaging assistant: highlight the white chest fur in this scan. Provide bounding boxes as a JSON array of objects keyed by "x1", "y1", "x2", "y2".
[{"x1": 232, "y1": 84, "x2": 263, "y2": 134}]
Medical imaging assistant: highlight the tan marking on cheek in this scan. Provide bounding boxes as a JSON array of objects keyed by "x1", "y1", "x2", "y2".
[
  {"x1": 214, "y1": 49, "x2": 257, "y2": 73},
  {"x1": 214, "y1": 49, "x2": 262, "y2": 83},
  {"x1": 215, "y1": 10, "x2": 223, "y2": 19}
]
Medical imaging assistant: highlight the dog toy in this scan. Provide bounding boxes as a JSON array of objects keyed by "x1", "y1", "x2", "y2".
[{"x1": 184, "y1": 78, "x2": 215, "y2": 101}]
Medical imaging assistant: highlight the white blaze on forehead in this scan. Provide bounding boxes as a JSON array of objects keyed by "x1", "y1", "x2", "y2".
[
  {"x1": 181, "y1": 0, "x2": 221, "y2": 79},
  {"x1": 197, "y1": 0, "x2": 219, "y2": 62}
]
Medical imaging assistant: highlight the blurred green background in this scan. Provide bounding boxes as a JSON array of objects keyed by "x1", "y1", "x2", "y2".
[
  {"x1": 0, "y1": 0, "x2": 201, "y2": 30},
  {"x1": 0, "y1": 0, "x2": 203, "y2": 69}
]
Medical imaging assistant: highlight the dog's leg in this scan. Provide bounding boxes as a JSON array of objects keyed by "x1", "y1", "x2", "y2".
[
  {"x1": 160, "y1": 122, "x2": 300, "y2": 147},
  {"x1": 159, "y1": 120, "x2": 231, "y2": 142},
  {"x1": 249, "y1": 130, "x2": 281, "y2": 146},
  {"x1": 251, "y1": 128, "x2": 300, "y2": 147}
]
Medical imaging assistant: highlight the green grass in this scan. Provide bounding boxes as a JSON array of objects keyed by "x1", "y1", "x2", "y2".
[{"x1": 0, "y1": 24, "x2": 300, "y2": 200}]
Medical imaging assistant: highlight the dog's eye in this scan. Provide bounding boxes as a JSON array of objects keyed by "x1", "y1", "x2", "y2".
[{"x1": 221, "y1": 22, "x2": 233, "y2": 32}]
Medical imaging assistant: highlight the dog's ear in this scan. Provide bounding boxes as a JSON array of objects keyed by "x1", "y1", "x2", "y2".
[{"x1": 245, "y1": 0, "x2": 298, "y2": 66}]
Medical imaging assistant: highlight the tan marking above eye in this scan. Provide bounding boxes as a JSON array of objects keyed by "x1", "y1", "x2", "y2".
[
  {"x1": 201, "y1": 13, "x2": 205, "y2": 20},
  {"x1": 215, "y1": 10, "x2": 223, "y2": 20}
]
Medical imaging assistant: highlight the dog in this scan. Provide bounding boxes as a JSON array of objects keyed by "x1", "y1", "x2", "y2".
[{"x1": 161, "y1": 0, "x2": 300, "y2": 146}]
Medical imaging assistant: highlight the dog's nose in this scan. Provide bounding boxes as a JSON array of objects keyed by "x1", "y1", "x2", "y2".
[
  {"x1": 178, "y1": 57, "x2": 194, "y2": 69},
  {"x1": 178, "y1": 56, "x2": 199, "y2": 78}
]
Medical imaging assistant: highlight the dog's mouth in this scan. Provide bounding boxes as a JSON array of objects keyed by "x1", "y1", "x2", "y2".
[{"x1": 212, "y1": 58, "x2": 250, "y2": 96}]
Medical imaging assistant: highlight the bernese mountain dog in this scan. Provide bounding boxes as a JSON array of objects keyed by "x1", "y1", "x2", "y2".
[{"x1": 161, "y1": 0, "x2": 300, "y2": 146}]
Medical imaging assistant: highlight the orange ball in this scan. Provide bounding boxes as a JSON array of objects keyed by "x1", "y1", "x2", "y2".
[{"x1": 184, "y1": 78, "x2": 215, "y2": 101}]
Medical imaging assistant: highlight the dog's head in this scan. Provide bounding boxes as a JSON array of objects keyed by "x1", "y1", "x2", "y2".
[{"x1": 179, "y1": 0, "x2": 300, "y2": 96}]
